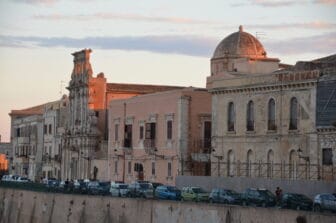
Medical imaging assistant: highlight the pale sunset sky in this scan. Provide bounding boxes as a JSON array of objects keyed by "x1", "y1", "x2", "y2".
[{"x1": 0, "y1": 0, "x2": 335, "y2": 142}]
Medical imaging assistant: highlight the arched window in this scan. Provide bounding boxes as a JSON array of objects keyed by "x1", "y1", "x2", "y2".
[
  {"x1": 289, "y1": 97, "x2": 298, "y2": 130},
  {"x1": 267, "y1": 150, "x2": 274, "y2": 178},
  {"x1": 228, "y1": 102, "x2": 235, "y2": 131},
  {"x1": 246, "y1": 150, "x2": 253, "y2": 177},
  {"x1": 268, "y1": 99, "x2": 276, "y2": 130},
  {"x1": 227, "y1": 150, "x2": 235, "y2": 177},
  {"x1": 246, "y1": 101, "x2": 254, "y2": 131}
]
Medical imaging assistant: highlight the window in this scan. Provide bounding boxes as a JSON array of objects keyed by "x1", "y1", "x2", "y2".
[
  {"x1": 114, "y1": 160, "x2": 118, "y2": 174},
  {"x1": 124, "y1": 125, "x2": 132, "y2": 148},
  {"x1": 145, "y1": 123, "x2": 156, "y2": 148},
  {"x1": 228, "y1": 102, "x2": 235, "y2": 131},
  {"x1": 203, "y1": 121, "x2": 212, "y2": 149},
  {"x1": 114, "y1": 124, "x2": 119, "y2": 141},
  {"x1": 246, "y1": 101, "x2": 254, "y2": 131},
  {"x1": 128, "y1": 161, "x2": 132, "y2": 174},
  {"x1": 167, "y1": 120, "x2": 172, "y2": 140},
  {"x1": 289, "y1": 97, "x2": 298, "y2": 130},
  {"x1": 168, "y1": 162, "x2": 172, "y2": 177},
  {"x1": 139, "y1": 126, "x2": 144, "y2": 140},
  {"x1": 322, "y1": 148, "x2": 333, "y2": 165},
  {"x1": 268, "y1": 99, "x2": 276, "y2": 130},
  {"x1": 152, "y1": 162, "x2": 155, "y2": 176},
  {"x1": 49, "y1": 124, "x2": 52, "y2": 134},
  {"x1": 43, "y1": 125, "x2": 47, "y2": 135}
]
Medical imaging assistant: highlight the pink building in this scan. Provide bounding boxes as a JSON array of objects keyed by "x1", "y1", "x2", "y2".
[{"x1": 108, "y1": 87, "x2": 212, "y2": 185}]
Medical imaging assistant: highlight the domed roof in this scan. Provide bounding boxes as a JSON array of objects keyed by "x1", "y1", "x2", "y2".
[{"x1": 212, "y1": 25, "x2": 267, "y2": 60}]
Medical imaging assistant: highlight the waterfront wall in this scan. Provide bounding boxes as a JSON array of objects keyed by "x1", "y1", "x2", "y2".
[{"x1": 0, "y1": 188, "x2": 335, "y2": 223}]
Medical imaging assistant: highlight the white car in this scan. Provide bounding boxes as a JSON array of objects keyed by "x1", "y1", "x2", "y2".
[
  {"x1": 16, "y1": 177, "x2": 30, "y2": 183},
  {"x1": 110, "y1": 183, "x2": 129, "y2": 197}
]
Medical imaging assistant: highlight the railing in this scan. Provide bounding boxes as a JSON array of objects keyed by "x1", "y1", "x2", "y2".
[{"x1": 210, "y1": 160, "x2": 336, "y2": 181}]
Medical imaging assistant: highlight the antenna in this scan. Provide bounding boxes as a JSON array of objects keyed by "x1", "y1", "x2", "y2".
[
  {"x1": 255, "y1": 32, "x2": 266, "y2": 40},
  {"x1": 59, "y1": 80, "x2": 65, "y2": 96}
]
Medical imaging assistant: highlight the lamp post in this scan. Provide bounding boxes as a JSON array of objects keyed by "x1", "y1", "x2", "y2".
[{"x1": 212, "y1": 148, "x2": 223, "y2": 177}]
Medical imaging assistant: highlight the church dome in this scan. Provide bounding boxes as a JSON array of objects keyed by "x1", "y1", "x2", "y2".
[{"x1": 212, "y1": 25, "x2": 267, "y2": 60}]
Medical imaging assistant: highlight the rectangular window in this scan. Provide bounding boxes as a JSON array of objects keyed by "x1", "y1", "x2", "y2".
[
  {"x1": 114, "y1": 160, "x2": 118, "y2": 174},
  {"x1": 114, "y1": 124, "x2": 119, "y2": 141},
  {"x1": 168, "y1": 162, "x2": 172, "y2": 177},
  {"x1": 145, "y1": 123, "x2": 156, "y2": 148},
  {"x1": 49, "y1": 124, "x2": 52, "y2": 134},
  {"x1": 322, "y1": 148, "x2": 333, "y2": 165},
  {"x1": 152, "y1": 162, "x2": 155, "y2": 176},
  {"x1": 203, "y1": 121, "x2": 212, "y2": 149},
  {"x1": 44, "y1": 125, "x2": 47, "y2": 135},
  {"x1": 139, "y1": 126, "x2": 144, "y2": 140},
  {"x1": 124, "y1": 125, "x2": 132, "y2": 148},
  {"x1": 128, "y1": 161, "x2": 132, "y2": 174},
  {"x1": 167, "y1": 120, "x2": 172, "y2": 140}
]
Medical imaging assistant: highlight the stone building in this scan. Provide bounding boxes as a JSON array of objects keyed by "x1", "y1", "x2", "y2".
[
  {"x1": 61, "y1": 49, "x2": 183, "y2": 181},
  {"x1": 108, "y1": 87, "x2": 212, "y2": 185},
  {"x1": 0, "y1": 140, "x2": 11, "y2": 175},
  {"x1": 9, "y1": 97, "x2": 68, "y2": 181},
  {"x1": 207, "y1": 26, "x2": 336, "y2": 180}
]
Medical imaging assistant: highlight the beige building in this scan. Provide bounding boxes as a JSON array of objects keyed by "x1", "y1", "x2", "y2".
[
  {"x1": 108, "y1": 88, "x2": 212, "y2": 185},
  {"x1": 207, "y1": 26, "x2": 336, "y2": 180}
]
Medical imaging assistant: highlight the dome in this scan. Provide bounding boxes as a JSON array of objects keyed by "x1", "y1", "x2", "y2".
[{"x1": 212, "y1": 25, "x2": 267, "y2": 60}]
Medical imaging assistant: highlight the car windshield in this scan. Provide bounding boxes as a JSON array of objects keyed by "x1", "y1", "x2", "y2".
[
  {"x1": 118, "y1": 184, "x2": 128, "y2": 189},
  {"x1": 192, "y1": 188, "x2": 206, "y2": 193},
  {"x1": 140, "y1": 183, "x2": 153, "y2": 189},
  {"x1": 225, "y1": 190, "x2": 239, "y2": 196},
  {"x1": 292, "y1": 194, "x2": 310, "y2": 200},
  {"x1": 259, "y1": 190, "x2": 274, "y2": 197},
  {"x1": 99, "y1": 182, "x2": 110, "y2": 186},
  {"x1": 167, "y1": 186, "x2": 178, "y2": 192}
]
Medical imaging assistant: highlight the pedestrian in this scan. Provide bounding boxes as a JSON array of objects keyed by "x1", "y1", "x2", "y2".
[{"x1": 275, "y1": 187, "x2": 282, "y2": 205}]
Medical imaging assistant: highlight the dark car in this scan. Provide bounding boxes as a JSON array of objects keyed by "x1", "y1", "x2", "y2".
[
  {"x1": 280, "y1": 193, "x2": 313, "y2": 211},
  {"x1": 209, "y1": 188, "x2": 242, "y2": 205},
  {"x1": 242, "y1": 188, "x2": 276, "y2": 207},
  {"x1": 46, "y1": 180, "x2": 60, "y2": 192},
  {"x1": 314, "y1": 193, "x2": 336, "y2": 213},
  {"x1": 73, "y1": 180, "x2": 89, "y2": 194},
  {"x1": 155, "y1": 185, "x2": 181, "y2": 200},
  {"x1": 87, "y1": 181, "x2": 101, "y2": 195},
  {"x1": 127, "y1": 182, "x2": 154, "y2": 198},
  {"x1": 98, "y1": 182, "x2": 111, "y2": 195},
  {"x1": 151, "y1": 182, "x2": 163, "y2": 190}
]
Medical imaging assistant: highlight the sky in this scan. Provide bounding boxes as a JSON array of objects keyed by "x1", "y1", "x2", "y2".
[{"x1": 0, "y1": 0, "x2": 335, "y2": 142}]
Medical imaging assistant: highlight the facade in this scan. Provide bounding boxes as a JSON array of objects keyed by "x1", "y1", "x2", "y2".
[
  {"x1": 108, "y1": 87, "x2": 212, "y2": 185},
  {"x1": 207, "y1": 26, "x2": 336, "y2": 180},
  {"x1": 0, "y1": 141, "x2": 11, "y2": 175},
  {"x1": 61, "y1": 49, "x2": 183, "y2": 181}
]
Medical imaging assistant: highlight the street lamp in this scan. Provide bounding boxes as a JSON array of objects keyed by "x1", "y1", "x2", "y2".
[{"x1": 212, "y1": 148, "x2": 223, "y2": 177}]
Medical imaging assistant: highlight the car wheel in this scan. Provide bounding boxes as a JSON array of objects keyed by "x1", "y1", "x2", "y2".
[
  {"x1": 296, "y1": 206, "x2": 301, "y2": 211},
  {"x1": 181, "y1": 197, "x2": 185, "y2": 202},
  {"x1": 209, "y1": 199, "x2": 213, "y2": 204},
  {"x1": 242, "y1": 201, "x2": 247, "y2": 206}
]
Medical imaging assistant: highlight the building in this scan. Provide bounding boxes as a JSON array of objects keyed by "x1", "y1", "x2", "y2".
[
  {"x1": 61, "y1": 49, "x2": 183, "y2": 181},
  {"x1": 0, "y1": 139, "x2": 11, "y2": 176},
  {"x1": 108, "y1": 87, "x2": 212, "y2": 185},
  {"x1": 207, "y1": 26, "x2": 336, "y2": 180}
]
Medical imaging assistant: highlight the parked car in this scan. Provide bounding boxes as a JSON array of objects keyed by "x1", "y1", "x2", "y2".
[
  {"x1": 279, "y1": 193, "x2": 313, "y2": 211},
  {"x1": 313, "y1": 193, "x2": 336, "y2": 213},
  {"x1": 110, "y1": 183, "x2": 129, "y2": 197},
  {"x1": 241, "y1": 188, "x2": 276, "y2": 207},
  {"x1": 127, "y1": 182, "x2": 154, "y2": 198},
  {"x1": 1, "y1": 175, "x2": 13, "y2": 181},
  {"x1": 87, "y1": 181, "x2": 108, "y2": 195},
  {"x1": 73, "y1": 179, "x2": 89, "y2": 194},
  {"x1": 151, "y1": 182, "x2": 163, "y2": 190},
  {"x1": 181, "y1": 186, "x2": 209, "y2": 202},
  {"x1": 155, "y1": 185, "x2": 181, "y2": 201},
  {"x1": 209, "y1": 188, "x2": 242, "y2": 205},
  {"x1": 16, "y1": 177, "x2": 30, "y2": 183},
  {"x1": 46, "y1": 180, "x2": 60, "y2": 192}
]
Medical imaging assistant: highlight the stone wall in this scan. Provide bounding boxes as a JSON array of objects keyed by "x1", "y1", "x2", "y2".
[
  {"x1": 0, "y1": 188, "x2": 335, "y2": 223},
  {"x1": 176, "y1": 176, "x2": 336, "y2": 199}
]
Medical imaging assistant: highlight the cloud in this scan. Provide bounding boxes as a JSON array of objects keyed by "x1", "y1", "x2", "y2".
[
  {"x1": 247, "y1": 21, "x2": 336, "y2": 30},
  {"x1": 264, "y1": 32, "x2": 336, "y2": 55},
  {"x1": 0, "y1": 32, "x2": 334, "y2": 58},
  {"x1": 250, "y1": 0, "x2": 299, "y2": 7},
  {"x1": 13, "y1": 0, "x2": 58, "y2": 5},
  {"x1": 314, "y1": 0, "x2": 336, "y2": 5},
  {"x1": 0, "y1": 35, "x2": 218, "y2": 57},
  {"x1": 33, "y1": 13, "x2": 217, "y2": 25}
]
